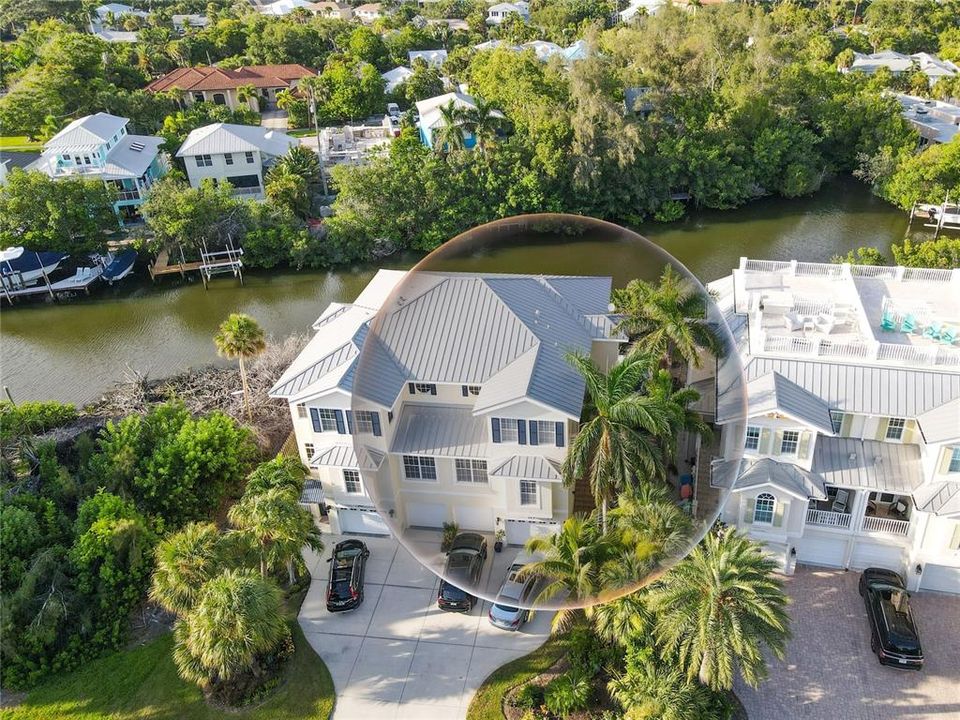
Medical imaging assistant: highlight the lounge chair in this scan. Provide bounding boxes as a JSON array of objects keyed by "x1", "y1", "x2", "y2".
[
  {"x1": 831, "y1": 489, "x2": 849, "y2": 514},
  {"x1": 923, "y1": 322, "x2": 942, "y2": 340},
  {"x1": 880, "y1": 310, "x2": 896, "y2": 332},
  {"x1": 900, "y1": 314, "x2": 917, "y2": 333},
  {"x1": 815, "y1": 313, "x2": 836, "y2": 334},
  {"x1": 939, "y1": 326, "x2": 957, "y2": 345},
  {"x1": 783, "y1": 312, "x2": 804, "y2": 332}
]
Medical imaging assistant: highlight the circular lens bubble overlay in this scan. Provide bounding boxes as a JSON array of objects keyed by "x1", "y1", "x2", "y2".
[{"x1": 351, "y1": 214, "x2": 746, "y2": 611}]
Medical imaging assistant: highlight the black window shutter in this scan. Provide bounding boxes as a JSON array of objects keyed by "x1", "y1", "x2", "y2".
[
  {"x1": 555, "y1": 422, "x2": 565, "y2": 447},
  {"x1": 517, "y1": 420, "x2": 526, "y2": 445},
  {"x1": 408, "y1": 382, "x2": 416, "y2": 395},
  {"x1": 371, "y1": 412, "x2": 382, "y2": 437},
  {"x1": 310, "y1": 407, "x2": 321, "y2": 432},
  {"x1": 430, "y1": 384, "x2": 437, "y2": 395},
  {"x1": 345, "y1": 410, "x2": 354, "y2": 434},
  {"x1": 491, "y1": 418, "x2": 501, "y2": 443},
  {"x1": 334, "y1": 410, "x2": 346, "y2": 434},
  {"x1": 528, "y1": 421, "x2": 539, "y2": 446},
  {"x1": 461, "y1": 385, "x2": 468, "y2": 397}
]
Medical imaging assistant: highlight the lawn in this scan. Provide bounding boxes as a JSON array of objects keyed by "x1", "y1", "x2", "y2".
[
  {"x1": 2, "y1": 622, "x2": 334, "y2": 720},
  {"x1": 286, "y1": 128, "x2": 315, "y2": 138},
  {"x1": 466, "y1": 634, "x2": 568, "y2": 720},
  {"x1": 0, "y1": 136, "x2": 43, "y2": 152}
]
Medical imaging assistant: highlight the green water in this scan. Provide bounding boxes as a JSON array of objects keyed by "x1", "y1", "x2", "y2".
[{"x1": 1, "y1": 177, "x2": 906, "y2": 404}]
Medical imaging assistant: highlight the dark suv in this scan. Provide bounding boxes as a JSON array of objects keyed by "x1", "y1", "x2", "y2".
[
  {"x1": 859, "y1": 568, "x2": 924, "y2": 670},
  {"x1": 437, "y1": 532, "x2": 488, "y2": 612},
  {"x1": 326, "y1": 539, "x2": 370, "y2": 612}
]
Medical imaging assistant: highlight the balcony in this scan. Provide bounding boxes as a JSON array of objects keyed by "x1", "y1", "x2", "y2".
[
  {"x1": 231, "y1": 186, "x2": 262, "y2": 197},
  {"x1": 806, "y1": 508, "x2": 852, "y2": 529},
  {"x1": 860, "y1": 515, "x2": 910, "y2": 537},
  {"x1": 116, "y1": 189, "x2": 141, "y2": 201}
]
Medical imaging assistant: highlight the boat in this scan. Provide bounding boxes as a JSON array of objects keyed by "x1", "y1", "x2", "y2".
[
  {"x1": 0, "y1": 247, "x2": 68, "y2": 289},
  {"x1": 102, "y1": 249, "x2": 138, "y2": 284}
]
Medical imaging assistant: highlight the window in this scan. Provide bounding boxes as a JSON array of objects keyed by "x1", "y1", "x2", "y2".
[
  {"x1": 413, "y1": 383, "x2": 436, "y2": 395},
  {"x1": 225, "y1": 153, "x2": 234, "y2": 165},
  {"x1": 245, "y1": 151, "x2": 255, "y2": 163},
  {"x1": 352, "y1": 410, "x2": 377, "y2": 434},
  {"x1": 403, "y1": 455, "x2": 437, "y2": 481},
  {"x1": 533, "y1": 420, "x2": 556, "y2": 445},
  {"x1": 64, "y1": 154, "x2": 72, "y2": 163},
  {"x1": 83, "y1": 155, "x2": 91, "y2": 165},
  {"x1": 520, "y1": 480, "x2": 538, "y2": 506},
  {"x1": 745, "y1": 426, "x2": 761, "y2": 451},
  {"x1": 830, "y1": 411, "x2": 844, "y2": 434},
  {"x1": 950, "y1": 447, "x2": 960, "y2": 473},
  {"x1": 195, "y1": 154, "x2": 213, "y2": 167},
  {"x1": 886, "y1": 417, "x2": 906, "y2": 440},
  {"x1": 780, "y1": 430, "x2": 800, "y2": 455},
  {"x1": 315, "y1": 408, "x2": 339, "y2": 432},
  {"x1": 754, "y1": 493, "x2": 775, "y2": 524},
  {"x1": 455, "y1": 459, "x2": 488, "y2": 484},
  {"x1": 304, "y1": 443, "x2": 314, "y2": 458},
  {"x1": 461, "y1": 385, "x2": 481, "y2": 396},
  {"x1": 498, "y1": 419, "x2": 523, "y2": 443},
  {"x1": 296, "y1": 403, "x2": 307, "y2": 418},
  {"x1": 343, "y1": 469, "x2": 362, "y2": 494}
]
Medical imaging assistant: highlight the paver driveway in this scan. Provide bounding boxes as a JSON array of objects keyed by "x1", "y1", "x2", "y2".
[
  {"x1": 736, "y1": 567, "x2": 960, "y2": 720},
  {"x1": 300, "y1": 533, "x2": 553, "y2": 720}
]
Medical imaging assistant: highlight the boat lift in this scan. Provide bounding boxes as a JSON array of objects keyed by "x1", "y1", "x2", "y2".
[{"x1": 906, "y1": 195, "x2": 960, "y2": 238}]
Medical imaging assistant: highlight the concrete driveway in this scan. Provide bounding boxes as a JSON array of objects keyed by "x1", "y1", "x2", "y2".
[
  {"x1": 300, "y1": 533, "x2": 553, "y2": 720},
  {"x1": 736, "y1": 568, "x2": 960, "y2": 720}
]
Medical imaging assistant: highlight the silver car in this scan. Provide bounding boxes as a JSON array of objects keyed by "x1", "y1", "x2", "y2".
[{"x1": 488, "y1": 558, "x2": 539, "y2": 631}]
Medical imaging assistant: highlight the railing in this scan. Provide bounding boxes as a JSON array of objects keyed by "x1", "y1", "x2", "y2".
[
  {"x1": 903, "y1": 267, "x2": 954, "y2": 282},
  {"x1": 116, "y1": 190, "x2": 140, "y2": 201},
  {"x1": 861, "y1": 515, "x2": 911, "y2": 536},
  {"x1": 759, "y1": 328, "x2": 960, "y2": 367},
  {"x1": 796, "y1": 261, "x2": 844, "y2": 278},
  {"x1": 818, "y1": 340, "x2": 870, "y2": 358},
  {"x1": 738, "y1": 257, "x2": 957, "y2": 284},
  {"x1": 231, "y1": 186, "x2": 262, "y2": 196},
  {"x1": 806, "y1": 509, "x2": 853, "y2": 529}
]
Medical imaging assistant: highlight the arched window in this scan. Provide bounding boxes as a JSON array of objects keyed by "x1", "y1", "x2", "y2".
[
  {"x1": 754, "y1": 493, "x2": 776, "y2": 524},
  {"x1": 213, "y1": 93, "x2": 226, "y2": 105}
]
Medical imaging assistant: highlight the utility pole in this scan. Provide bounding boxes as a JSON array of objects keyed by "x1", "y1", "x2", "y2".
[{"x1": 307, "y1": 81, "x2": 330, "y2": 198}]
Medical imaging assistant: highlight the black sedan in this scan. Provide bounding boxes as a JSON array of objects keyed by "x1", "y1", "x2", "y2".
[
  {"x1": 859, "y1": 567, "x2": 924, "y2": 670},
  {"x1": 438, "y1": 532, "x2": 488, "y2": 612},
  {"x1": 326, "y1": 539, "x2": 370, "y2": 612}
]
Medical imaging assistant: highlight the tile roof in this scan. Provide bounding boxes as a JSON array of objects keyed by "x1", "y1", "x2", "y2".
[
  {"x1": 390, "y1": 404, "x2": 488, "y2": 457},
  {"x1": 146, "y1": 64, "x2": 315, "y2": 93},
  {"x1": 811, "y1": 437, "x2": 925, "y2": 494}
]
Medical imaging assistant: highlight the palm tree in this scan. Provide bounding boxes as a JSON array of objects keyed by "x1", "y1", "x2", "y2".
[
  {"x1": 173, "y1": 569, "x2": 289, "y2": 688},
  {"x1": 245, "y1": 455, "x2": 307, "y2": 496},
  {"x1": 265, "y1": 163, "x2": 309, "y2": 218},
  {"x1": 213, "y1": 313, "x2": 266, "y2": 421},
  {"x1": 433, "y1": 100, "x2": 467, "y2": 155},
  {"x1": 460, "y1": 98, "x2": 505, "y2": 155},
  {"x1": 228, "y1": 487, "x2": 323, "y2": 584},
  {"x1": 649, "y1": 529, "x2": 791, "y2": 691},
  {"x1": 608, "y1": 661, "x2": 717, "y2": 720},
  {"x1": 236, "y1": 83, "x2": 258, "y2": 112},
  {"x1": 612, "y1": 266, "x2": 724, "y2": 368},
  {"x1": 644, "y1": 368, "x2": 712, "y2": 467},
  {"x1": 276, "y1": 145, "x2": 321, "y2": 186},
  {"x1": 608, "y1": 485, "x2": 693, "y2": 563},
  {"x1": 591, "y1": 589, "x2": 652, "y2": 648},
  {"x1": 150, "y1": 522, "x2": 223, "y2": 616},
  {"x1": 564, "y1": 351, "x2": 672, "y2": 532}
]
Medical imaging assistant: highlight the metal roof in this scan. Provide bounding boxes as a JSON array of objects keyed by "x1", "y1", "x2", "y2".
[
  {"x1": 913, "y1": 481, "x2": 960, "y2": 517},
  {"x1": 271, "y1": 340, "x2": 358, "y2": 398},
  {"x1": 300, "y1": 480, "x2": 325, "y2": 504},
  {"x1": 730, "y1": 458, "x2": 827, "y2": 501},
  {"x1": 309, "y1": 444, "x2": 384, "y2": 470},
  {"x1": 489, "y1": 455, "x2": 563, "y2": 482},
  {"x1": 811, "y1": 437, "x2": 925, "y2": 494},
  {"x1": 725, "y1": 372, "x2": 835, "y2": 434},
  {"x1": 390, "y1": 404, "x2": 487, "y2": 458},
  {"x1": 46, "y1": 113, "x2": 128, "y2": 148},
  {"x1": 918, "y1": 397, "x2": 960, "y2": 443},
  {"x1": 177, "y1": 123, "x2": 299, "y2": 157}
]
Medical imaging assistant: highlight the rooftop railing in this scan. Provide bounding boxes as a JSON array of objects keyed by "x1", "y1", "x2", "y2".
[
  {"x1": 739, "y1": 257, "x2": 959, "y2": 284},
  {"x1": 758, "y1": 328, "x2": 960, "y2": 368}
]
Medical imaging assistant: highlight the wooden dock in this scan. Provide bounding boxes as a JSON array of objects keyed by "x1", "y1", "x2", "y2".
[
  {"x1": 148, "y1": 241, "x2": 244, "y2": 289},
  {"x1": 907, "y1": 197, "x2": 960, "y2": 237}
]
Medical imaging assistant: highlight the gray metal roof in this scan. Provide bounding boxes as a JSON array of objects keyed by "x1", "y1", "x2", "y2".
[
  {"x1": 722, "y1": 357, "x2": 960, "y2": 419},
  {"x1": 913, "y1": 481, "x2": 960, "y2": 517},
  {"x1": 300, "y1": 480, "x2": 325, "y2": 504},
  {"x1": 309, "y1": 444, "x2": 384, "y2": 470},
  {"x1": 918, "y1": 397, "x2": 960, "y2": 443},
  {"x1": 390, "y1": 404, "x2": 487, "y2": 458},
  {"x1": 726, "y1": 372, "x2": 835, "y2": 434},
  {"x1": 730, "y1": 458, "x2": 827, "y2": 500},
  {"x1": 489, "y1": 455, "x2": 563, "y2": 482},
  {"x1": 177, "y1": 123, "x2": 299, "y2": 157},
  {"x1": 46, "y1": 113, "x2": 127, "y2": 147},
  {"x1": 812, "y1": 437, "x2": 925, "y2": 494},
  {"x1": 271, "y1": 337, "x2": 358, "y2": 398}
]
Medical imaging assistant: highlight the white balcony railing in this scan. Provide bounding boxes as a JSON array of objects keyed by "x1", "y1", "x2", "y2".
[
  {"x1": 861, "y1": 515, "x2": 911, "y2": 536},
  {"x1": 806, "y1": 509, "x2": 853, "y2": 529},
  {"x1": 116, "y1": 190, "x2": 141, "y2": 201},
  {"x1": 231, "y1": 186, "x2": 262, "y2": 196}
]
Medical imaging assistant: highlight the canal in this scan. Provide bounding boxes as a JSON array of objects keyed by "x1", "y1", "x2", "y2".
[{"x1": 2, "y1": 178, "x2": 907, "y2": 405}]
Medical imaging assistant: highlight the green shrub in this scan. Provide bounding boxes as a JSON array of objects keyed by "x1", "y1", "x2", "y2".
[
  {"x1": 544, "y1": 669, "x2": 592, "y2": 717},
  {"x1": 510, "y1": 682, "x2": 544, "y2": 710},
  {"x1": 654, "y1": 199, "x2": 686, "y2": 222},
  {"x1": 441, "y1": 521, "x2": 459, "y2": 552},
  {"x1": 0, "y1": 401, "x2": 77, "y2": 442}
]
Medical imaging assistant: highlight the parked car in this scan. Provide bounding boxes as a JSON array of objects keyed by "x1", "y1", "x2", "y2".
[
  {"x1": 326, "y1": 539, "x2": 370, "y2": 612},
  {"x1": 386, "y1": 102, "x2": 401, "y2": 119},
  {"x1": 438, "y1": 532, "x2": 488, "y2": 612},
  {"x1": 859, "y1": 568, "x2": 924, "y2": 670},
  {"x1": 489, "y1": 555, "x2": 539, "y2": 631}
]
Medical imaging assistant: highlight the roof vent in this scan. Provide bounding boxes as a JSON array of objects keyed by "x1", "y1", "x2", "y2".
[
  {"x1": 396, "y1": 295, "x2": 406, "y2": 306},
  {"x1": 129, "y1": 141, "x2": 145, "y2": 152},
  {"x1": 847, "y1": 453, "x2": 857, "y2": 462}
]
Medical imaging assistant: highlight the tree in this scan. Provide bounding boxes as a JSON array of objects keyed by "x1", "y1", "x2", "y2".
[
  {"x1": 612, "y1": 266, "x2": 724, "y2": 368},
  {"x1": 274, "y1": 144, "x2": 321, "y2": 186},
  {"x1": 236, "y1": 83, "x2": 258, "y2": 111},
  {"x1": 244, "y1": 455, "x2": 308, "y2": 496},
  {"x1": 265, "y1": 163, "x2": 309, "y2": 218},
  {"x1": 142, "y1": 177, "x2": 247, "y2": 254},
  {"x1": 151, "y1": 522, "x2": 224, "y2": 616},
  {"x1": 433, "y1": 100, "x2": 467, "y2": 154},
  {"x1": 608, "y1": 647, "x2": 718, "y2": 720},
  {"x1": 399, "y1": 58, "x2": 444, "y2": 105},
  {"x1": 649, "y1": 530, "x2": 791, "y2": 691},
  {"x1": 460, "y1": 96, "x2": 505, "y2": 154},
  {"x1": 214, "y1": 313, "x2": 266, "y2": 421},
  {"x1": 562, "y1": 352, "x2": 672, "y2": 531}
]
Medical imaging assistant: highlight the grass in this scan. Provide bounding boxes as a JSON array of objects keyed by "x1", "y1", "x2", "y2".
[
  {"x1": 2, "y1": 622, "x2": 334, "y2": 720},
  {"x1": 286, "y1": 128, "x2": 315, "y2": 138},
  {"x1": 466, "y1": 634, "x2": 568, "y2": 720},
  {"x1": 0, "y1": 136, "x2": 43, "y2": 152}
]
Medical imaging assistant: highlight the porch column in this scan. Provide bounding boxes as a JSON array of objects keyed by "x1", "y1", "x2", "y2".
[{"x1": 849, "y1": 489, "x2": 871, "y2": 532}]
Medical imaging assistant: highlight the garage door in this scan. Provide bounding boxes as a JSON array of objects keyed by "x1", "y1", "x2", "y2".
[
  {"x1": 849, "y1": 541, "x2": 905, "y2": 571},
  {"x1": 337, "y1": 506, "x2": 390, "y2": 535},
  {"x1": 405, "y1": 502, "x2": 447, "y2": 528},
  {"x1": 505, "y1": 519, "x2": 559, "y2": 546},
  {"x1": 920, "y1": 564, "x2": 960, "y2": 594},
  {"x1": 455, "y1": 506, "x2": 493, "y2": 531},
  {"x1": 795, "y1": 536, "x2": 846, "y2": 568}
]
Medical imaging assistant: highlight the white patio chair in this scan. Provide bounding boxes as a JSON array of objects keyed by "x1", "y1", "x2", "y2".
[
  {"x1": 783, "y1": 312, "x2": 804, "y2": 332},
  {"x1": 815, "y1": 313, "x2": 836, "y2": 334},
  {"x1": 831, "y1": 489, "x2": 849, "y2": 514}
]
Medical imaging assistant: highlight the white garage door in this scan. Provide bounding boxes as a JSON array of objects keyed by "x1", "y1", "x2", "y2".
[
  {"x1": 920, "y1": 564, "x2": 960, "y2": 594},
  {"x1": 337, "y1": 507, "x2": 390, "y2": 535},
  {"x1": 455, "y1": 506, "x2": 493, "y2": 531},
  {"x1": 795, "y1": 536, "x2": 846, "y2": 568},
  {"x1": 505, "y1": 519, "x2": 559, "y2": 546},
  {"x1": 849, "y1": 541, "x2": 905, "y2": 572},
  {"x1": 406, "y1": 502, "x2": 447, "y2": 529}
]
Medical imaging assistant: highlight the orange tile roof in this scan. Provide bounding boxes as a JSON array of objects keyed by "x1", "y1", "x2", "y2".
[{"x1": 146, "y1": 64, "x2": 316, "y2": 93}]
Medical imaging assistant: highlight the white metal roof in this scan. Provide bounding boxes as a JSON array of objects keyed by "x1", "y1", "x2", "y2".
[
  {"x1": 177, "y1": 123, "x2": 300, "y2": 157},
  {"x1": 408, "y1": 49, "x2": 448, "y2": 67},
  {"x1": 811, "y1": 437, "x2": 925, "y2": 494},
  {"x1": 730, "y1": 458, "x2": 827, "y2": 501},
  {"x1": 390, "y1": 404, "x2": 488, "y2": 457},
  {"x1": 918, "y1": 397, "x2": 960, "y2": 443},
  {"x1": 725, "y1": 371, "x2": 835, "y2": 435},
  {"x1": 489, "y1": 455, "x2": 563, "y2": 482},
  {"x1": 46, "y1": 113, "x2": 128, "y2": 148},
  {"x1": 913, "y1": 481, "x2": 960, "y2": 517},
  {"x1": 381, "y1": 66, "x2": 413, "y2": 92},
  {"x1": 309, "y1": 444, "x2": 385, "y2": 470}
]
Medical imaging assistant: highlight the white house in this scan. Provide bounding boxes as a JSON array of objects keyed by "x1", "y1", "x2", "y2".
[
  {"x1": 414, "y1": 91, "x2": 505, "y2": 150},
  {"x1": 259, "y1": 0, "x2": 316, "y2": 16},
  {"x1": 521, "y1": 40, "x2": 563, "y2": 61},
  {"x1": 270, "y1": 269, "x2": 622, "y2": 541},
  {"x1": 408, "y1": 49, "x2": 448, "y2": 68},
  {"x1": 26, "y1": 113, "x2": 167, "y2": 224},
  {"x1": 172, "y1": 14, "x2": 209, "y2": 32},
  {"x1": 176, "y1": 123, "x2": 300, "y2": 199},
  {"x1": 92, "y1": 2, "x2": 148, "y2": 24},
  {"x1": 381, "y1": 66, "x2": 414, "y2": 93},
  {"x1": 892, "y1": 93, "x2": 960, "y2": 146},
  {"x1": 310, "y1": 1, "x2": 353, "y2": 20},
  {"x1": 354, "y1": 3, "x2": 383, "y2": 22},
  {"x1": 701, "y1": 257, "x2": 960, "y2": 595},
  {"x1": 845, "y1": 51, "x2": 959, "y2": 88},
  {"x1": 486, "y1": 1, "x2": 529, "y2": 24}
]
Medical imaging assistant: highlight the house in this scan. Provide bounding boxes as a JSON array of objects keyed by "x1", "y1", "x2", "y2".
[
  {"x1": 892, "y1": 93, "x2": 960, "y2": 146},
  {"x1": 427, "y1": 18, "x2": 470, "y2": 31},
  {"x1": 619, "y1": 0, "x2": 666, "y2": 21},
  {"x1": 381, "y1": 66, "x2": 414, "y2": 93},
  {"x1": 354, "y1": 3, "x2": 383, "y2": 22},
  {"x1": 699, "y1": 257, "x2": 960, "y2": 595},
  {"x1": 92, "y1": 2, "x2": 148, "y2": 24},
  {"x1": 486, "y1": 1, "x2": 529, "y2": 24},
  {"x1": 415, "y1": 91, "x2": 504, "y2": 149},
  {"x1": 474, "y1": 39, "x2": 520, "y2": 52},
  {"x1": 562, "y1": 39, "x2": 589, "y2": 63},
  {"x1": 259, "y1": 0, "x2": 317, "y2": 15},
  {"x1": 269, "y1": 269, "x2": 622, "y2": 540},
  {"x1": 176, "y1": 123, "x2": 300, "y2": 199},
  {"x1": 408, "y1": 49, "x2": 448, "y2": 68},
  {"x1": 0, "y1": 151, "x2": 37, "y2": 186},
  {"x1": 844, "y1": 51, "x2": 959, "y2": 88},
  {"x1": 318, "y1": 117, "x2": 395, "y2": 166},
  {"x1": 91, "y1": 28, "x2": 138, "y2": 42},
  {"x1": 521, "y1": 40, "x2": 563, "y2": 61},
  {"x1": 172, "y1": 14, "x2": 209, "y2": 32},
  {"x1": 310, "y1": 1, "x2": 353, "y2": 20},
  {"x1": 26, "y1": 113, "x2": 167, "y2": 224},
  {"x1": 145, "y1": 64, "x2": 316, "y2": 111}
]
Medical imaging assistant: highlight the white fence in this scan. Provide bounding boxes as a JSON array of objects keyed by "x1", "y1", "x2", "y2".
[
  {"x1": 806, "y1": 509, "x2": 853, "y2": 529},
  {"x1": 861, "y1": 515, "x2": 911, "y2": 536}
]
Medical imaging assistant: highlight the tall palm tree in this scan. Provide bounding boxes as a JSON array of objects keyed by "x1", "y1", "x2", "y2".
[
  {"x1": 460, "y1": 98, "x2": 505, "y2": 155},
  {"x1": 649, "y1": 529, "x2": 791, "y2": 691},
  {"x1": 612, "y1": 266, "x2": 724, "y2": 368},
  {"x1": 245, "y1": 455, "x2": 307, "y2": 496},
  {"x1": 276, "y1": 145, "x2": 321, "y2": 186},
  {"x1": 564, "y1": 351, "x2": 672, "y2": 532},
  {"x1": 590, "y1": 588, "x2": 652, "y2": 648},
  {"x1": 236, "y1": 83, "x2": 258, "y2": 111},
  {"x1": 173, "y1": 568, "x2": 289, "y2": 688},
  {"x1": 608, "y1": 485, "x2": 693, "y2": 563},
  {"x1": 433, "y1": 101, "x2": 467, "y2": 155},
  {"x1": 150, "y1": 522, "x2": 223, "y2": 616},
  {"x1": 213, "y1": 313, "x2": 266, "y2": 421},
  {"x1": 644, "y1": 369, "x2": 713, "y2": 469}
]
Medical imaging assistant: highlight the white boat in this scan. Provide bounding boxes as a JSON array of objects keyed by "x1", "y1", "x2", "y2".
[{"x1": 0, "y1": 246, "x2": 68, "y2": 289}]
